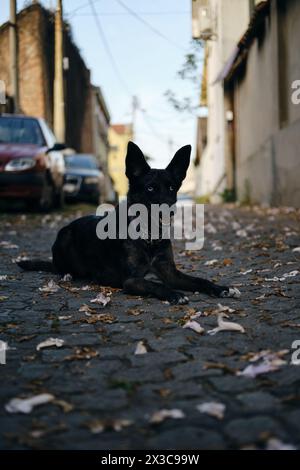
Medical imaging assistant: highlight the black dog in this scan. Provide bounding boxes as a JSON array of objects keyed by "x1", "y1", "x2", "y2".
[{"x1": 18, "y1": 142, "x2": 240, "y2": 304}]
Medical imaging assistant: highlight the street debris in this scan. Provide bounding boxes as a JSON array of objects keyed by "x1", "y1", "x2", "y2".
[
  {"x1": 208, "y1": 313, "x2": 245, "y2": 335},
  {"x1": 127, "y1": 308, "x2": 145, "y2": 316},
  {"x1": 5, "y1": 393, "x2": 54, "y2": 414},
  {"x1": 134, "y1": 341, "x2": 148, "y2": 355},
  {"x1": 0, "y1": 275, "x2": 8, "y2": 281},
  {"x1": 87, "y1": 419, "x2": 133, "y2": 434},
  {"x1": 292, "y1": 247, "x2": 300, "y2": 253},
  {"x1": 237, "y1": 350, "x2": 288, "y2": 378},
  {"x1": 196, "y1": 402, "x2": 226, "y2": 420},
  {"x1": 39, "y1": 280, "x2": 60, "y2": 293},
  {"x1": 265, "y1": 270, "x2": 299, "y2": 282},
  {"x1": 36, "y1": 338, "x2": 64, "y2": 351},
  {"x1": 90, "y1": 292, "x2": 111, "y2": 306},
  {"x1": 182, "y1": 320, "x2": 204, "y2": 334},
  {"x1": 149, "y1": 409, "x2": 185, "y2": 424}
]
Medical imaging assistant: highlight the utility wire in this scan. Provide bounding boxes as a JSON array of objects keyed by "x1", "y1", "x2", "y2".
[
  {"x1": 115, "y1": 0, "x2": 186, "y2": 52},
  {"x1": 88, "y1": 0, "x2": 132, "y2": 97}
]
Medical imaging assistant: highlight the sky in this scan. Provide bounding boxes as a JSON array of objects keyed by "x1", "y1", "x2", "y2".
[{"x1": 0, "y1": 0, "x2": 200, "y2": 167}]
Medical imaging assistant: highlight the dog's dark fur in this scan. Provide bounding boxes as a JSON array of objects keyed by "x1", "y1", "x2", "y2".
[{"x1": 18, "y1": 142, "x2": 239, "y2": 304}]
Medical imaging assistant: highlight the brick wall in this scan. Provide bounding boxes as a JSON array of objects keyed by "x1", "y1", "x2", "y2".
[{"x1": 0, "y1": 4, "x2": 93, "y2": 153}]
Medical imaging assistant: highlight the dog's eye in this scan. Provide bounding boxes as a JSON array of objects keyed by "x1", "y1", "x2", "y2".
[
  {"x1": 169, "y1": 186, "x2": 174, "y2": 191},
  {"x1": 147, "y1": 186, "x2": 154, "y2": 192}
]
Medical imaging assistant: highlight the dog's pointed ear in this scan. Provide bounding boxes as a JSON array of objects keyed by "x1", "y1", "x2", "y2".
[
  {"x1": 125, "y1": 141, "x2": 150, "y2": 180},
  {"x1": 166, "y1": 145, "x2": 191, "y2": 185}
]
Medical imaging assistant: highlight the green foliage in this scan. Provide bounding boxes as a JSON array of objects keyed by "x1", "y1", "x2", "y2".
[{"x1": 220, "y1": 188, "x2": 236, "y2": 203}]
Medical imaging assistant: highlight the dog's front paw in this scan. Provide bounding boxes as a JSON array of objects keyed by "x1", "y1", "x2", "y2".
[
  {"x1": 167, "y1": 291, "x2": 189, "y2": 305},
  {"x1": 220, "y1": 287, "x2": 241, "y2": 299}
]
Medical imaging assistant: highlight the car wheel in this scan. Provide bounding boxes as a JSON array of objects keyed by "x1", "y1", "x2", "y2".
[
  {"x1": 32, "y1": 178, "x2": 55, "y2": 212},
  {"x1": 54, "y1": 187, "x2": 65, "y2": 209}
]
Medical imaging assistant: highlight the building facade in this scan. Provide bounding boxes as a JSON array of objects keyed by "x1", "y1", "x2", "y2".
[
  {"x1": 108, "y1": 124, "x2": 133, "y2": 198},
  {"x1": 0, "y1": 3, "x2": 110, "y2": 162},
  {"x1": 192, "y1": 0, "x2": 251, "y2": 201},
  {"x1": 224, "y1": 0, "x2": 300, "y2": 207}
]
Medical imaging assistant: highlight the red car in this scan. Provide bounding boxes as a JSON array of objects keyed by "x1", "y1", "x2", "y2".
[{"x1": 0, "y1": 114, "x2": 65, "y2": 210}]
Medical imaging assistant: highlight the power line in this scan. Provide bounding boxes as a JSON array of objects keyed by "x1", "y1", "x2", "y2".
[
  {"x1": 70, "y1": 11, "x2": 190, "y2": 18},
  {"x1": 88, "y1": 0, "x2": 132, "y2": 97},
  {"x1": 115, "y1": 0, "x2": 186, "y2": 52}
]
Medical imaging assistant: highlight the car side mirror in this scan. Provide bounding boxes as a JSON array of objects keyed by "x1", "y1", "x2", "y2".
[{"x1": 46, "y1": 142, "x2": 66, "y2": 153}]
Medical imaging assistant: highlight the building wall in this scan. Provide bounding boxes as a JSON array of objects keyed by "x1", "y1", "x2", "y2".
[
  {"x1": 234, "y1": 0, "x2": 300, "y2": 206},
  {"x1": 0, "y1": 4, "x2": 93, "y2": 154},
  {"x1": 196, "y1": 0, "x2": 250, "y2": 201},
  {"x1": 108, "y1": 125, "x2": 133, "y2": 198}
]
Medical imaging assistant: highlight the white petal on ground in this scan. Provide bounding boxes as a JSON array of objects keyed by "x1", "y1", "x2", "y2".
[
  {"x1": 0, "y1": 275, "x2": 8, "y2": 281},
  {"x1": 196, "y1": 402, "x2": 226, "y2": 420},
  {"x1": 36, "y1": 338, "x2": 64, "y2": 351},
  {"x1": 204, "y1": 259, "x2": 218, "y2": 266},
  {"x1": 182, "y1": 320, "x2": 204, "y2": 334},
  {"x1": 134, "y1": 341, "x2": 148, "y2": 355},
  {"x1": 149, "y1": 409, "x2": 185, "y2": 424},
  {"x1": 90, "y1": 293, "x2": 111, "y2": 306},
  {"x1": 208, "y1": 313, "x2": 245, "y2": 335},
  {"x1": 215, "y1": 304, "x2": 236, "y2": 314},
  {"x1": 205, "y1": 223, "x2": 217, "y2": 234},
  {"x1": 292, "y1": 247, "x2": 300, "y2": 253},
  {"x1": 266, "y1": 438, "x2": 297, "y2": 450},
  {"x1": 5, "y1": 393, "x2": 54, "y2": 414},
  {"x1": 39, "y1": 280, "x2": 60, "y2": 293}
]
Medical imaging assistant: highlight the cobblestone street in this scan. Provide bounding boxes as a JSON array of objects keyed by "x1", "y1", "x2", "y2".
[{"x1": 0, "y1": 204, "x2": 300, "y2": 450}]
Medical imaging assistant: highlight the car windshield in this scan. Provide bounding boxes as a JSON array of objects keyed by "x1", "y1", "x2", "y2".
[
  {"x1": 0, "y1": 117, "x2": 45, "y2": 145},
  {"x1": 65, "y1": 155, "x2": 98, "y2": 170}
]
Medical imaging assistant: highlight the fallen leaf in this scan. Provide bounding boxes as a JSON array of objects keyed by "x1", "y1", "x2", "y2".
[
  {"x1": 182, "y1": 320, "x2": 204, "y2": 334},
  {"x1": 79, "y1": 313, "x2": 116, "y2": 324},
  {"x1": 265, "y1": 270, "x2": 299, "y2": 282},
  {"x1": 87, "y1": 419, "x2": 133, "y2": 434},
  {"x1": 36, "y1": 338, "x2": 64, "y2": 351},
  {"x1": 53, "y1": 399, "x2": 74, "y2": 413},
  {"x1": 208, "y1": 313, "x2": 245, "y2": 335},
  {"x1": 0, "y1": 241, "x2": 19, "y2": 249},
  {"x1": 240, "y1": 269, "x2": 253, "y2": 275},
  {"x1": 64, "y1": 347, "x2": 99, "y2": 361},
  {"x1": 149, "y1": 409, "x2": 185, "y2": 424},
  {"x1": 0, "y1": 296, "x2": 8, "y2": 301},
  {"x1": 5, "y1": 393, "x2": 54, "y2": 414},
  {"x1": 90, "y1": 293, "x2": 111, "y2": 306},
  {"x1": 204, "y1": 259, "x2": 218, "y2": 266},
  {"x1": 0, "y1": 275, "x2": 8, "y2": 281},
  {"x1": 223, "y1": 258, "x2": 233, "y2": 266},
  {"x1": 196, "y1": 402, "x2": 225, "y2": 420},
  {"x1": 134, "y1": 341, "x2": 147, "y2": 355},
  {"x1": 39, "y1": 280, "x2": 60, "y2": 293},
  {"x1": 237, "y1": 350, "x2": 288, "y2": 378},
  {"x1": 292, "y1": 247, "x2": 300, "y2": 253},
  {"x1": 127, "y1": 308, "x2": 145, "y2": 316}
]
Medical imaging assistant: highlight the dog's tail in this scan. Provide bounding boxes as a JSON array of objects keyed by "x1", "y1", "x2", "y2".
[{"x1": 17, "y1": 259, "x2": 55, "y2": 273}]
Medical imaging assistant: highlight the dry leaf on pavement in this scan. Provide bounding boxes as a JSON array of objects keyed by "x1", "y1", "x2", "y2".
[
  {"x1": 182, "y1": 320, "x2": 204, "y2": 334},
  {"x1": 149, "y1": 409, "x2": 185, "y2": 424},
  {"x1": 208, "y1": 313, "x2": 245, "y2": 335},
  {"x1": 134, "y1": 341, "x2": 147, "y2": 355},
  {"x1": 36, "y1": 338, "x2": 64, "y2": 351},
  {"x1": 196, "y1": 402, "x2": 226, "y2": 419},
  {"x1": 5, "y1": 393, "x2": 54, "y2": 414}
]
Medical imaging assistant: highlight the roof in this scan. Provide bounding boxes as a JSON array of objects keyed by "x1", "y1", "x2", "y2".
[
  {"x1": 111, "y1": 124, "x2": 132, "y2": 135},
  {"x1": 215, "y1": 0, "x2": 271, "y2": 84}
]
